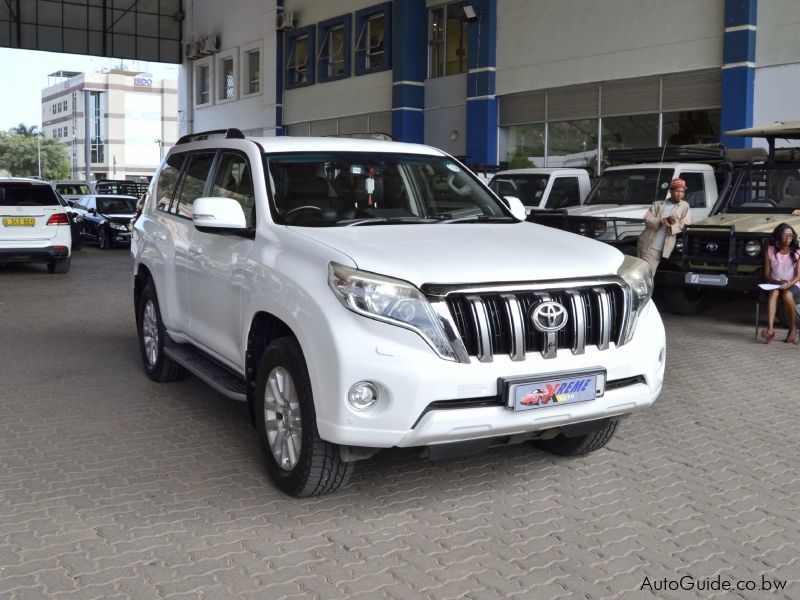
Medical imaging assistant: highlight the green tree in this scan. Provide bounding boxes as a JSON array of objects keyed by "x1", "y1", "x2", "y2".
[
  {"x1": 8, "y1": 123, "x2": 39, "y2": 137},
  {"x1": 0, "y1": 131, "x2": 69, "y2": 179},
  {"x1": 508, "y1": 148, "x2": 533, "y2": 169}
]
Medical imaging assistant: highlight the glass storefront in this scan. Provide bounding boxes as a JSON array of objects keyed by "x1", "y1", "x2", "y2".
[{"x1": 662, "y1": 109, "x2": 721, "y2": 145}]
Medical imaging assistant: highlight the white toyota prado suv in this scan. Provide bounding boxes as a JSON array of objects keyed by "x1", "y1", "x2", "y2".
[{"x1": 132, "y1": 129, "x2": 665, "y2": 497}]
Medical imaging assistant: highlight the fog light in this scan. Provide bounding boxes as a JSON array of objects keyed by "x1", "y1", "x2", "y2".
[
  {"x1": 744, "y1": 240, "x2": 762, "y2": 257},
  {"x1": 347, "y1": 381, "x2": 379, "y2": 411}
]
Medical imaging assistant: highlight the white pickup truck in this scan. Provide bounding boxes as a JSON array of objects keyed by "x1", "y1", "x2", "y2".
[
  {"x1": 529, "y1": 146, "x2": 729, "y2": 252},
  {"x1": 488, "y1": 168, "x2": 592, "y2": 212}
]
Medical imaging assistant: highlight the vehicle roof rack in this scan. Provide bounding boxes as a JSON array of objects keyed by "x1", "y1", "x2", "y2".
[
  {"x1": 606, "y1": 144, "x2": 727, "y2": 165},
  {"x1": 176, "y1": 128, "x2": 245, "y2": 145},
  {"x1": 325, "y1": 132, "x2": 395, "y2": 141}
]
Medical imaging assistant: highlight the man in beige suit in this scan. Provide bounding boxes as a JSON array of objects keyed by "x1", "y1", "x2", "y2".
[{"x1": 637, "y1": 178, "x2": 692, "y2": 273}]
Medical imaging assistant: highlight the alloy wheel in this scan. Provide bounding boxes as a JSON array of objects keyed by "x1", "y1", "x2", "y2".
[
  {"x1": 142, "y1": 300, "x2": 159, "y2": 367},
  {"x1": 263, "y1": 366, "x2": 303, "y2": 471}
]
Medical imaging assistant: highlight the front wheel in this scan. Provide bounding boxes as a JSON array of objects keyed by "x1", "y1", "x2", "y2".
[
  {"x1": 98, "y1": 226, "x2": 110, "y2": 249},
  {"x1": 535, "y1": 418, "x2": 620, "y2": 456},
  {"x1": 254, "y1": 337, "x2": 352, "y2": 497}
]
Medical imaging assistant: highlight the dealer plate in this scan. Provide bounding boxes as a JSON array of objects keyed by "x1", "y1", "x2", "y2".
[
  {"x1": 685, "y1": 272, "x2": 728, "y2": 286},
  {"x1": 500, "y1": 369, "x2": 606, "y2": 412},
  {"x1": 3, "y1": 217, "x2": 35, "y2": 226}
]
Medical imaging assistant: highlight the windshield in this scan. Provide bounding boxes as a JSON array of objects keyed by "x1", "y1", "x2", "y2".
[
  {"x1": 56, "y1": 184, "x2": 91, "y2": 195},
  {"x1": 489, "y1": 174, "x2": 549, "y2": 206},
  {"x1": 263, "y1": 152, "x2": 511, "y2": 226},
  {"x1": 97, "y1": 197, "x2": 137, "y2": 213},
  {"x1": 726, "y1": 165, "x2": 800, "y2": 213},
  {"x1": 0, "y1": 183, "x2": 59, "y2": 206},
  {"x1": 585, "y1": 169, "x2": 673, "y2": 205}
]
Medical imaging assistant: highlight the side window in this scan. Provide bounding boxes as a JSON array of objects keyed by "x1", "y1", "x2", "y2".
[
  {"x1": 211, "y1": 153, "x2": 256, "y2": 228},
  {"x1": 680, "y1": 172, "x2": 706, "y2": 208},
  {"x1": 174, "y1": 153, "x2": 216, "y2": 218},
  {"x1": 546, "y1": 177, "x2": 581, "y2": 208},
  {"x1": 87, "y1": 198, "x2": 96, "y2": 211},
  {"x1": 156, "y1": 153, "x2": 185, "y2": 212}
]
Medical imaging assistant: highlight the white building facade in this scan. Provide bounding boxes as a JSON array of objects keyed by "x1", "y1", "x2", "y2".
[
  {"x1": 41, "y1": 69, "x2": 178, "y2": 181},
  {"x1": 180, "y1": 0, "x2": 800, "y2": 169}
]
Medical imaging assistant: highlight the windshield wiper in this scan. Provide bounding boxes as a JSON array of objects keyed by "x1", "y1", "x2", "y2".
[
  {"x1": 341, "y1": 217, "x2": 439, "y2": 227},
  {"x1": 438, "y1": 215, "x2": 516, "y2": 224}
]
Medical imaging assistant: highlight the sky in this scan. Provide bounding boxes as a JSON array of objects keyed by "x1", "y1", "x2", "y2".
[{"x1": 0, "y1": 48, "x2": 180, "y2": 132}]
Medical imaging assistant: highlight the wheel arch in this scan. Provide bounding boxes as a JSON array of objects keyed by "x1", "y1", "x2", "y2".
[{"x1": 245, "y1": 311, "x2": 297, "y2": 426}]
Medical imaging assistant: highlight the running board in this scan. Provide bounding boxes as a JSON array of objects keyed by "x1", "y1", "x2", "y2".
[{"x1": 164, "y1": 342, "x2": 247, "y2": 402}]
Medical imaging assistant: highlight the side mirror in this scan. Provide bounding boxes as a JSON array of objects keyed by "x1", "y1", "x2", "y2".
[
  {"x1": 192, "y1": 197, "x2": 247, "y2": 232},
  {"x1": 502, "y1": 196, "x2": 527, "y2": 221},
  {"x1": 88, "y1": 207, "x2": 96, "y2": 215},
  {"x1": 66, "y1": 200, "x2": 75, "y2": 207}
]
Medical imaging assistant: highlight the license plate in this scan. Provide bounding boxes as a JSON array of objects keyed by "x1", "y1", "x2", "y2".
[
  {"x1": 2, "y1": 217, "x2": 35, "y2": 226},
  {"x1": 685, "y1": 272, "x2": 728, "y2": 286},
  {"x1": 501, "y1": 369, "x2": 605, "y2": 412}
]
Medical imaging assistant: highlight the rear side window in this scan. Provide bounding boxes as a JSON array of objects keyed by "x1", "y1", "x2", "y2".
[
  {"x1": 156, "y1": 153, "x2": 186, "y2": 212},
  {"x1": 174, "y1": 153, "x2": 216, "y2": 218},
  {"x1": 0, "y1": 184, "x2": 59, "y2": 206}
]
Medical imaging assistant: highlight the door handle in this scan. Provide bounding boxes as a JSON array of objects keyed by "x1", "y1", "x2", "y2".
[{"x1": 189, "y1": 243, "x2": 203, "y2": 256}]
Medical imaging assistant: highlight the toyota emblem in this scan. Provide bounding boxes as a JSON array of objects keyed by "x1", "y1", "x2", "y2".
[
  {"x1": 706, "y1": 242, "x2": 719, "y2": 252},
  {"x1": 531, "y1": 301, "x2": 568, "y2": 333}
]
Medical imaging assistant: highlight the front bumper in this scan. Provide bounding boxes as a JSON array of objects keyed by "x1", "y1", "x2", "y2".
[
  {"x1": 0, "y1": 245, "x2": 70, "y2": 263},
  {"x1": 657, "y1": 268, "x2": 760, "y2": 292},
  {"x1": 308, "y1": 300, "x2": 666, "y2": 448},
  {"x1": 110, "y1": 230, "x2": 131, "y2": 244}
]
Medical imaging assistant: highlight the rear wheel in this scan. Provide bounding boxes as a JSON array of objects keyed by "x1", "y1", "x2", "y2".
[
  {"x1": 535, "y1": 418, "x2": 620, "y2": 456},
  {"x1": 254, "y1": 337, "x2": 352, "y2": 497},
  {"x1": 47, "y1": 257, "x2": 70, "y2": 274},
  {"x1": 137, "y1": 282, "x2": 187, "y2": 382}
]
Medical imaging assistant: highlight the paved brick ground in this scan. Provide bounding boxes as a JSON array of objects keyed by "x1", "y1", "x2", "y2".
[{"x1": 0, "y1": 248, "x2": 798, "y2": 599}]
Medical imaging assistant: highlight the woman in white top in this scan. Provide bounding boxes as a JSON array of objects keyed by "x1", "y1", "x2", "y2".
[{"x1": 762, "y1": 223, "x2": 800, "y2": 343}]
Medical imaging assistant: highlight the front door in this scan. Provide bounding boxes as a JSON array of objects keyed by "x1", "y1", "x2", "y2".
[{"x1": 186, "y1": 150, "x2": 256, "y2": 366}]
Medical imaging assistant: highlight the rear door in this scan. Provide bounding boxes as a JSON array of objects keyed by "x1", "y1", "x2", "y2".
[{"x1": 0, "y1": 182, "x2": 64, "y2": 242}]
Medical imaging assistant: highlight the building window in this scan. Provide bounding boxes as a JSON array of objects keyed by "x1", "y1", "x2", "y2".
[
  {"x1": 662, "y1": 109, "x2": 721, "y2": 145},
  {"x1": 217, "y1": 53, "x2": 237, "y2": 102},
  {"x1": 355, "y1": 3, "x2": 391, "y2": 75},
  {"x1": 318, "y1": 16, "x2": 351, "y2": 82},
  {"x1": 89, "y1": 91, "x2": 104, "y2": 164},
  {"x1": 245, "y1": 48, "x2": 260, "y2": 94},
  {"x1": 428, "y1": 2, "x2": 469, "y2": 78},
  {"x1": 195, "y1": 60, "x2": 211, "y2": 106},
  {"x1": 286, "y1": 26, "x2": 315, "y2": 88}
]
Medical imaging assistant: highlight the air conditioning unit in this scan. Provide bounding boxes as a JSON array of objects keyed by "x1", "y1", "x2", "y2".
[
  {"x1": 185, "y1": 41, "x2": 201, "y2": 60},
  {"x1": 199, "y1": 34, "x2": 219, "y2": 55},
  {"x1": 276, "y1": 10, "x2": 295, "y2": 31}
]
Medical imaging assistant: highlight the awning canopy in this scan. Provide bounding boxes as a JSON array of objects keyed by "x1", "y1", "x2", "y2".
[{"x1": 726, "y1": 121, "x2": 800, "y2": 139}]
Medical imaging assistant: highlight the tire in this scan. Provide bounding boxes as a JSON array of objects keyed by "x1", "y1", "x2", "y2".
[
  {"x1": 98, "y1": 226, "x2": 110, "y2": 249},
  {"x1": 137, "y1": 282, "x2": 188, "y2": 383},
  {"x1": 659, "y1": 285, "x2": 706, "y2": 315},
  {"x1": 254, "y1": 337, "x2": 353, "y2": 497},
  {"x1": 535, "y1": 417, "x2": 620, "y2": 457},
  {"x1": 47, "y1": 257, "x2": 70, "y2": 274}
]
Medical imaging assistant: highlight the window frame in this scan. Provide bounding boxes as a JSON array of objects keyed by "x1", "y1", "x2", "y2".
[
  {"x1": 209, "y1": 150, "x2": 257, "y2": 233},
  {"x1": 240, "y1": 41, "x2": 263, "y2": 98},
  {"x1": 171, "y1": 151, "x2": 218, "y2": 220},
  {"x1": 427, "y1": 1, "x2": 469, "y2": 79},
  {"x1": 317, "y1": 15, "x2": 351, "y2": 83},
  {"x1": 285, "y1": 26, "x2": 316, "y2": 89},
  {"x1": 354, "y1": 3, "x2": 392, "y2": 76},
  {"x1": 216, "y1": 50, "x2": 238, "y2": 104},
  {"x1": 194, "y1": 56, "x2": 213, "y2": 107}
]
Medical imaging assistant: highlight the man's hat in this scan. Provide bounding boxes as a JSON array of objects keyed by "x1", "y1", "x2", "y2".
[{"x1": 669, "y1": 178, "x2": 687, "y2": 190}]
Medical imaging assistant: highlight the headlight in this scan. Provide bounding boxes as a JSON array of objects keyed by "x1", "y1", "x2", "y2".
[
  {"x1": 328, "y1": 263, "x2": 458, "y2": 361},
  {"x1": 744, "y1": 239, "x2": 762, "y2": 257},
  {"x1": 577, "y1": 223, "x2": 590, "y2": 236},
  {"x1": 617, "y1": 255, "x2": 654, "y2": 345},
  {"x1": 72, "y1": 214, "x2": 83, "y2": 223},
  {"x1": 109, "y1": 222, "x2": 122, "y2": 230},
  {"x1": 674, "y1": 237, "x2": 684, "y2": 252}
]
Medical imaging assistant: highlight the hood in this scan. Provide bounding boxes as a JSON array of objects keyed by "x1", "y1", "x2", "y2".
[
  {"x1": 566, "y1": 204, "x2": 649, "y2": 219},
  {"x1": 288, "y1": 222, "x2": 624, "y2": 286},
  {"x1": 693, "y1": 213, "x2": 800, "y2": 233}
]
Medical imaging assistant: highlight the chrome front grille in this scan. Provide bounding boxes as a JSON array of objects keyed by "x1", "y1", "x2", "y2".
[{"x1": 441, "y1": 284, "x2": 627, "y2": 361}]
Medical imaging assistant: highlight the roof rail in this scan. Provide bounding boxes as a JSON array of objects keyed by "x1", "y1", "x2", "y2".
[
  {"x1": 175, "y1": 128, "x2": 246, "y2": 145},
  {"x1": 606, "y1": 144, "x2": 727, "y2": 165},
  {"x1": 325, "y1": 132, "x2": 395, "y2": 141}
]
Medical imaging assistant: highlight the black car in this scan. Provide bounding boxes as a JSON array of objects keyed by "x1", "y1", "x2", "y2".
[
  {"x1": 55, "y1": 192, "x2": 84, "y2": 250},
  {"x1": 95, "y1": 179, "x2": 149, "y2": 197},
  {"x1": 71, "y1": 195, "x2": 137, "y2": 249}
]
